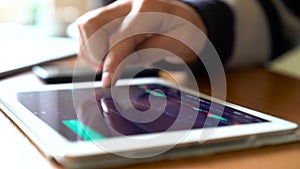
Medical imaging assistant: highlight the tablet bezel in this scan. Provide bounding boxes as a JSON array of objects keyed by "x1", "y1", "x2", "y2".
[{"x1": 0, "y1": 77, "x2": 298, "y2": 166}]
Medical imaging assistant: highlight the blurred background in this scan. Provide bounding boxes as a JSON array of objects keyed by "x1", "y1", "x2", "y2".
[
  {"x1": 1, "y1": 0, "x2": 298, "y2": 80},
  {"x1": 0, "y1": 0, "x2": 113, "y2": 78},
  {"x1": 0, "y1": 0, "x2": 114, "y2": 37}
]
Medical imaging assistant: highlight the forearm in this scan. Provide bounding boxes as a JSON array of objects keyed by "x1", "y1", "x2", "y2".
[{"x1": 181, "y1": 0, "x2": 300, "y2": 70}]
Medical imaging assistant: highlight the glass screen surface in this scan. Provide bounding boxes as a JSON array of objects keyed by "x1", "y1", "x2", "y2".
[{"x1": 17, "y1": 84, "x2": 268, "y2": 142}]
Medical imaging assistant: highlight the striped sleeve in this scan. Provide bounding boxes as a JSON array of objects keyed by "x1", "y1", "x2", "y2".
[{"x1": 181, "y1": 0, "x2": 300, "y2": 70}]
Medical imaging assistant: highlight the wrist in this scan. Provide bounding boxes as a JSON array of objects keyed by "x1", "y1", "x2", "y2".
[{"x1": 170, "y1": 1, "x2": 207, "y2": 36}]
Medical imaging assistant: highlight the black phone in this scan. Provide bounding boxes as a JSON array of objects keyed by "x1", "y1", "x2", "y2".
[
  {"x1": 32, "y1": 65, "x2": 160, "y2": 84},
  {"x1": 32, "y1": 66, "x2": 102, "y2": 84}
]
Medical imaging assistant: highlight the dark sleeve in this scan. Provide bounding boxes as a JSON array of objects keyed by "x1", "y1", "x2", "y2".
[
  {"x1": 256, "y1": 0, "x2": 291, "y2": 60},
  {"x1": 180, "y1": 0, "x2": 299, "y2": 73},
  {"x1": 281, "y1": 0, "x2": 300, "y2": 18},
  {"x1": 181, "y1": 0, "x2": 234, "y2": 65},
  {"x1": 179, "y1": 0, "x2": 234, "y2": 76}
]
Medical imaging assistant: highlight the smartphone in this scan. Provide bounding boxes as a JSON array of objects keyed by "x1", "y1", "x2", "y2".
[
  {"x1": 32, "y1": 65, "x2": 160, "y2": 84},
  {"x1": 32, "y1": 66, "x2": 101, "y2": 84}
]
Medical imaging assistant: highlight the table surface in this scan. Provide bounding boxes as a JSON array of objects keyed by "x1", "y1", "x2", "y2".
[{"x1": 1, "y1": 65, "x2": 300, "y2": 169}]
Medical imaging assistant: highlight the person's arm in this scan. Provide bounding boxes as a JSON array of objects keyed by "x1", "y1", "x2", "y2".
[
  {"x1": 77, "y1": 0, "x2": 300, "y2": 87},
  {"x1": 182, "y1": 0, "x2": 300, "y2": 71}
]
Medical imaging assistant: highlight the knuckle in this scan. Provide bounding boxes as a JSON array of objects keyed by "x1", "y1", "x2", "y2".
[
  {"x1": 138, "y1": 0, "x2": 152, "y2": 6},
  {"x1": 76, "y1": 15, "x2": 97, "y2": 31},
  {"x1": 76, "y1": 9, "x2": 109, "y2": 30},
  {"x1": 131, "y1": 0, "x2": 154, "y2": 11}
]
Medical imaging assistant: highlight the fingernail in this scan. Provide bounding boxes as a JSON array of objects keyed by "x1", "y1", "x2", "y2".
[{"x1": 102, "y1": 72, "x2": 112, "y2": 88}]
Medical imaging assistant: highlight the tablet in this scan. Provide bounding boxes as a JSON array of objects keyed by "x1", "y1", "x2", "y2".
[{"x1": 0, "y1": 78, "x2": 298, "y2": 169}]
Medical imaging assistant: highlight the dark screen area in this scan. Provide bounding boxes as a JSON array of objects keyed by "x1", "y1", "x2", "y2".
[{"x1": 17, "y1": 84, "x2": 267, "y2": 142}]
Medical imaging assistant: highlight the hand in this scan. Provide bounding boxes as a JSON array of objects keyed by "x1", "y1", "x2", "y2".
[{"x1": 77, "y1": 0, "x2": 207, "y2": 87}]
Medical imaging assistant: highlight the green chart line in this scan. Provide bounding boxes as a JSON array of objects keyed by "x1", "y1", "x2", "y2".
[{"x1": 63, "y1": 119, "x2": 105, "y2": 141}]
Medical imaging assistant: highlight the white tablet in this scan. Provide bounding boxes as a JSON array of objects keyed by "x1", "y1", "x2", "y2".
[{"x1": 0, "y1": 78, "x2": 298, "y2": 169}]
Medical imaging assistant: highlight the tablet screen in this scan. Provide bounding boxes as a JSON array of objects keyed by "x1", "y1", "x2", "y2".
[{"x1": 17, "y1": 84, "x2": 268, "y2": 142}]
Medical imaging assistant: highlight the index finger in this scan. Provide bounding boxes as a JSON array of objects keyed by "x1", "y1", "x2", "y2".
[{"x1": 76, "y1": 1, "x2": 132, "y2": 69}]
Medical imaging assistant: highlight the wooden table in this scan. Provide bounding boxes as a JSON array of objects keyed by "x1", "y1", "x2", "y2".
[{"x1": 1, "y1": 66, "x2": 300, "y2": 169}]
